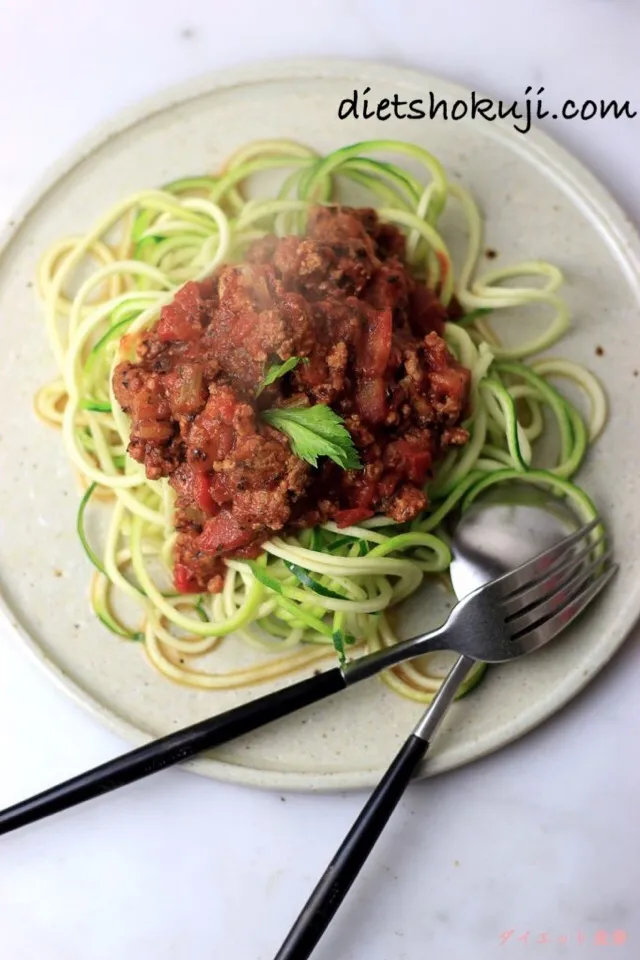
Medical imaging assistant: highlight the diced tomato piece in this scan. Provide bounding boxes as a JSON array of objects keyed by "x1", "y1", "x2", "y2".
[
  {"x1": 359, "y1": 307, "x2": 392, "y2": 377},
  {"x1": 193, "y1": 472, "x2": 217, "y2": 516},
  {"x1": 191, "y1": 401, "x2": 235, "y2": 460},
  {"x1": 353, "y1": 479, "x2": 377, "y2": 509},
  {"x1": 378, "y1": 473, "x2": 400, "y2": 498},
  {"x1": 397, "y1": 441, "x2": 432, "y2": 484},
  {"x1": 157, "y1": 306, "x2": 200, "y2": 342},
  {"x1": 209, "y1": 474, "x2": 232, "y2": 506},
  {"x1": 157, "y1": 282, "x2": 203, "y2": 342},
  {"x1": 386, "y1": 343, "x2": 403, "y2": 375},
  {"x1": 201, "y1": 384, "x2": 239, "y2": 424},
  {"x1": 430, "y1": 368, "x2": 470, "y2": 405},
  {"x1": 174, "y1": 562, "x2": 202, "y2": 594},
  {"x1": 356, "y1": 378, "x2": 387, "y2": 424},
  {"x1": 198, "y1": 511, "x2": 254, "y2": 554},
  {"x1": 384, "y1": 440, "x2": 432, "y2": 485},
  {"x1": 334, "y1": 507, "x2": 375, "y2": 528}
]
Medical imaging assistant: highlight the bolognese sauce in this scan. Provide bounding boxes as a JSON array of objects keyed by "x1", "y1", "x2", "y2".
[{"x1": 113, "y1": 206, "x2": 470, "y2": 593}]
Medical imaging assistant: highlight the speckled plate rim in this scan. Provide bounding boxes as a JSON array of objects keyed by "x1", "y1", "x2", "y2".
[{"x1": 1, "y1": 57, "x2": 639, "y2": 792}]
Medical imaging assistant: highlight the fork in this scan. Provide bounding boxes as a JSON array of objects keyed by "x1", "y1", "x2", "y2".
[
  {"x1": 273, "y1": 527, "x2": 616, "y2": 959},
  {"x1": 0, "y1": 519, "x2": 614, "y2": 836}
]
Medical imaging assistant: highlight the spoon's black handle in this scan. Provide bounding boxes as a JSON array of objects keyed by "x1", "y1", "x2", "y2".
[
  {"x1": 273, "y1": 732, "x2": 428, "y2": 960},
  {"x1": 0, "y1": 668, "x2": 346, "y2": 836}
]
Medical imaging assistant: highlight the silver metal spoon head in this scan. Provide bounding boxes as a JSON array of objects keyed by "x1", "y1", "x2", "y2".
[{"x1": 449, "y1": 486, "x2": 580, "y2": 600}]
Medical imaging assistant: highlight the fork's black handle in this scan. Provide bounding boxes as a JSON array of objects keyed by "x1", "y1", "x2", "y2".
[
  {"x1": 273, "y1": 732, "x2": 429, "y2": 960},
  {"x1": 0, "y1": 668, "x2": 347, "y2": 836}
]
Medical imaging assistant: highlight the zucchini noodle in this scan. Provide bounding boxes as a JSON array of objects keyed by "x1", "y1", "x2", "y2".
[{"x1": 35, "y1": 139, "x2": 606, "y2": 703}]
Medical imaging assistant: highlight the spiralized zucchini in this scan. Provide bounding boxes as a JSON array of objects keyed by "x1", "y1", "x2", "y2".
[{"x1": 34, "y1": 139, "x2": 606, "y2": 702}]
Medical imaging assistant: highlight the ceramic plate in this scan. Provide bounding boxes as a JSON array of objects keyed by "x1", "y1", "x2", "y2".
[{"x1": 0, "y1": 60, "x2": 639, "y2": 791}]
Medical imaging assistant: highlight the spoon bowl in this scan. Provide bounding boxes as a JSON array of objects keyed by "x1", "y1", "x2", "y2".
[{"x1": 449, "y1": 485, "x2": 580, "y2": 599}]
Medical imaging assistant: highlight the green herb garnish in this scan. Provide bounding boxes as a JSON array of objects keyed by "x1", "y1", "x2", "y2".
[
  {"x1": 257, "y1": 356, "x2": 307, "y2": 395},
  {"x1": 261, "y1": 404, "x2": 362, "y2": 470}
]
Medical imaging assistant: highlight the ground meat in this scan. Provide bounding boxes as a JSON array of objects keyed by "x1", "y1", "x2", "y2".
[{"x1": 113, "y1": 205, "x2": 471, "y2": 593}]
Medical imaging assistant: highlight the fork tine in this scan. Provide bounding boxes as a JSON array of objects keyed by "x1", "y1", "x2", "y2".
[
  {"x1": 491, "y1": 518, "x2": 601, "y2": 600},
  {"x1": 506, "y1": 551, "x2": 613, "y2": 633},
  {"x1": 508, "y1": 563, "x2": 618, "y2": 655},
  {"x1": 501, "y1": 541, "x2": 609, "y2": 620}
]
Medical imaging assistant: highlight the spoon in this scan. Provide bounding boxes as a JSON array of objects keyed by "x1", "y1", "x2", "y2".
[
  {"x1": 0, "y1": 488, "x2": 587, "y2": 835},
  {"x1": 449, "y1": 485, "x2": 579, "y2": 599}
]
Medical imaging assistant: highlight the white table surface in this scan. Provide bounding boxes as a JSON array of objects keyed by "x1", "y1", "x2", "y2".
[{"x1": 1, "y1": 3, "x2": 639, "y2": 958}]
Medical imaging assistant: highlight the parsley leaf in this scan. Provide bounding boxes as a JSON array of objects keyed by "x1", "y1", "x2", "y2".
[
  {"x1": 257, "y1": 356, "x2": 307, "y2": 395},
  {"x1": 261, "y1": 404, "x2": 362, "y2": 470}
]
